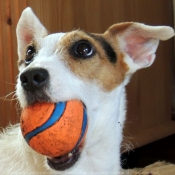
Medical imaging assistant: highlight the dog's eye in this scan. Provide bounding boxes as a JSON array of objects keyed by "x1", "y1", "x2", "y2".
[
  {"x1": 73, "y1": 40, "x2": 95, "y2": 58},
  {"x1": 25, "y1": 46, "x2": 36, "y2": 65}
]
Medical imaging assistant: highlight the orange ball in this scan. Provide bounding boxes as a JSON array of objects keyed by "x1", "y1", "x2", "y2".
[{"x1": 20, "y1": 100, "x2": 87, "y2": 157}]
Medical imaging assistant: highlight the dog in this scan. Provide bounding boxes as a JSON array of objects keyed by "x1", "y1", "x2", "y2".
[{"x1": 0, "y1": 7, "x2": 174, "y2": 175}]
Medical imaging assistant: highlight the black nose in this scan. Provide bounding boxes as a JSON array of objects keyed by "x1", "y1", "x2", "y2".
[{"x1": 20, "y1": 68, "x2": 49, "y2": 92}]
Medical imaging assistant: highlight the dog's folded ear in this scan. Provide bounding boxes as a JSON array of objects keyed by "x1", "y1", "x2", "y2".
[
  {"x1": 16, "y1": 7, "x2": 47, "y2": 60},
  {"x1": 105, "y1": 22, "x2": 174, "y2": 73}
]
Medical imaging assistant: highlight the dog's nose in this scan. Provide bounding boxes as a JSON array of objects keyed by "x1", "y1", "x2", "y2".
[{"x1": 20, "y1": 68, "x2": 49, "y2": 91}]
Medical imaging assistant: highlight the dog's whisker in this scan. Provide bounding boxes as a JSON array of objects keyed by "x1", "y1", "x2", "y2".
[
  {"x1": 0, "y1": 80, "x2": 16, "y2": 86},
  {"x1": 10, "y1": 95, "x2": 18, "y2": 106},
  {"x1": 0, "y1": 91, "x2": 17, "y2": 101},
  {"x1": 12, "y1": 93, "x2": 17, "y2": 99}
]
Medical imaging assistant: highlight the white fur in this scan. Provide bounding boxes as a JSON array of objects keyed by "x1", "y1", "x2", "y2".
[{"x1": 0, "y1": 7, "x2": 174, "y2": 175}]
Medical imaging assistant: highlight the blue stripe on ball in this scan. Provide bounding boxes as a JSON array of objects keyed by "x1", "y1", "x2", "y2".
[
  {"x1": 24, "y1": 102, "x2": 66, "y2": 143},
  {"x1": 72, "y1": 107, "x2": 88, "y2": 151}
]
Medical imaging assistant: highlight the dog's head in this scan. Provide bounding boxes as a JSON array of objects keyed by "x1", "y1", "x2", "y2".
[{"x1": 16, "y1": 7, "x2": 174, "y2": 173}]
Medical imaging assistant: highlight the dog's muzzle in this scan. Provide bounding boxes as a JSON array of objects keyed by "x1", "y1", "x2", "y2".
[{"x1": 19, "y1": 68, "x2": 51, "y2": 105}]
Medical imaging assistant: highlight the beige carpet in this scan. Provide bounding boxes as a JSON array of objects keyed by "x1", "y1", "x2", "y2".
[{"x1": 122, "y1": 162, "x2": 175, "y2": 175}]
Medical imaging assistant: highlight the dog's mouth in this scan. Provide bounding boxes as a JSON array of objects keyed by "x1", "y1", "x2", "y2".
[
  {"x1": 47, "y1": 144, "x2": 82, "y2": 171},
  {"x1": 23, "y1": 89, "x2": 51, "y2": 106}
]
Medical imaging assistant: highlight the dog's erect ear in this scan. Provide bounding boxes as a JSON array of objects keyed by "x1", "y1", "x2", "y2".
[
  {"x1": 105, "y1": 22, "x2": 174, "y2": 73},
  {"x1": 16, "y1": 7, "x2": 47, "y2": 60}
]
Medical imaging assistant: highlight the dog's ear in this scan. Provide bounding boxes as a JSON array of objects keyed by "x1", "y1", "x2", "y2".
[
  {"x1": 16, "y1": 7, "x2": 47, "y2": 60},
  {"x1": 105, "y1": 22, "x2": 174, "y2": 73}
]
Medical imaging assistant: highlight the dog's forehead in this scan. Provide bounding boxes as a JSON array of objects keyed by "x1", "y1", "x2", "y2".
[
  {"x1": 43, "y1": 30, "x2": 96, "y2": 46},
  {"x1": 41, "y1": 33, "x2": 66, "y2": 46}
]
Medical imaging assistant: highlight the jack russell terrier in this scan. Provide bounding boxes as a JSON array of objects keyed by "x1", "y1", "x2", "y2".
[{"x1": 0, "y1": 7, "x2": 174, "y2": 175}]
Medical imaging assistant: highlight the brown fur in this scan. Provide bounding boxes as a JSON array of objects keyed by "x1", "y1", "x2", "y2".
[
  {"x1": 105, "y1": 22, "x2": 133, "y2": 36},
  {"x1": 58, "y1": 30, "x2": 129, "y2": 91}
]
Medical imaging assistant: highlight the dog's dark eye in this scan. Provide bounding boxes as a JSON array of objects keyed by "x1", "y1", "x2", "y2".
[
  {"x1": 73, "y1": 40, "x2": 95, "y2": 58},
  {"x1": 25, "y1": 46, "x2": 36, "y2": 65}
]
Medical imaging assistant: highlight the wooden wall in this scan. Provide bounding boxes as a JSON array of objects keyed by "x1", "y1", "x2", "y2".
[{"x1": 0, "y1": 0, "x2": 174, "y2": 149}]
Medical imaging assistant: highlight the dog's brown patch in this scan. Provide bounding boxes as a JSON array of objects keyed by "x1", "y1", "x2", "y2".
[
  {"x1": 106, "y1": 22, "x2": 133, "y2": 36},
  {"x1": 58, "y1": 30, "x2": 129, "y2": 91}
]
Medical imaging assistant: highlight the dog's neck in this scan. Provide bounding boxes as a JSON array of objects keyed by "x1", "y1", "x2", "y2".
[
  {"x1": 83, "y1": 78, "x2": 129, "y2": 130},
  {"x1": 71, "y1": 83, "x2": 127, "y2": 173}
]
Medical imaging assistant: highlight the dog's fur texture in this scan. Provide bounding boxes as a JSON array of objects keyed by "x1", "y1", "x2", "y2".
[{"x1": 0, "y1": 8, "x2": 174, "y2": 175}]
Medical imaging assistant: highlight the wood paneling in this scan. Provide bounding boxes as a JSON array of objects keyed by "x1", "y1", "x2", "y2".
[
  {"x1": 0, "y1": 0, "x2": 26, "y2": 127},
  {"x1": 0, "y1": 0, "x2": 174, "y2": 149}
]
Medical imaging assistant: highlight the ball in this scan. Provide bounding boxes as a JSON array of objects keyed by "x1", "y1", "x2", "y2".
[{"x1": 20, "y1": 100, "x2": 87, "y2": 157}]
